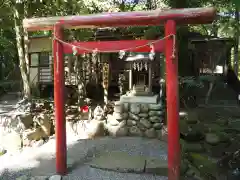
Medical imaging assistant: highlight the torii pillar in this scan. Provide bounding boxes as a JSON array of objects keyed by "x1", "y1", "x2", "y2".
[
  {"x1": 165, "y1": 20, "x2": 180, "y2": 179},
  {"x1": 53, "y1": 24, "x2": 67, "y2": 174}
]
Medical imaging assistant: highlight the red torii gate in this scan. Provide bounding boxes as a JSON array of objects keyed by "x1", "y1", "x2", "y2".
[{"x1": 23, "y1": 7, "x2": 217, "y2": 180}]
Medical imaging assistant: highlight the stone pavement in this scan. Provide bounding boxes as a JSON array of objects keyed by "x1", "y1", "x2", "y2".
[{"x1": 88, "y1": 151, "x2": 167, "y2": 176}]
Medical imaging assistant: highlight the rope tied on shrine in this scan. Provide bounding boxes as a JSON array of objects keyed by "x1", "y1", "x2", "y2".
[{"x1": 53, "y1": 33, "x2": 176, "y2": 59}]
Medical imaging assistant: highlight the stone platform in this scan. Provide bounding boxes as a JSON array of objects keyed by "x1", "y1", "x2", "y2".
[
  {"x1": 120, "y1": 94, "x2": 159, "y2": 104},
  {"x1": 106, "y1": 94, "x2": 166, "y2": 139}
]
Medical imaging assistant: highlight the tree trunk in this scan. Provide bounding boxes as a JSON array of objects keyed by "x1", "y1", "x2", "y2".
[
  {"x1": 234, "y1": 7, "x2": 239, "y2": 75},
  {"x1": 13, "y1": 4, "x2": 30, "y2": 99},
  {"x1": 23, "y1": 1, "x2": 30, "y2": 80}
]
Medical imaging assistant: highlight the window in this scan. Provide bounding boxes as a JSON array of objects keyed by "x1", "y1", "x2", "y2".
[
  {"x1": 39, "y1": 52, "x2": 50, "y2": 67},
  {"x1": 30, "y1": 52, "x2": 51, "y2": 67},
  {"x1": 30, "y1": 53, "x2": 39, "y2": 67}
]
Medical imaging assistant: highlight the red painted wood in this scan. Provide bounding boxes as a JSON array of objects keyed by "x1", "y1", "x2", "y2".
[
  {"x1": 23, "y1": 7, "x2": 217, "y2": 31},
  {"x1": 62, "y1": 40, "x2": 165, "y2": 54},
  {"x1": 165, "y1": 20, "x2": 180, "y2": 180},
  {"x1": 53, "y1": 24, "x2": 67, "y2": 175}
]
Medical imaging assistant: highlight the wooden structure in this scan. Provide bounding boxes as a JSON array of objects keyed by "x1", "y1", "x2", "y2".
[
  {"x1": 23, "y1": 7, "x2": 217, "y2": 180},
  {"x1": 125, "y1": 53, "x2": 154, "y2": 93},
  {"x1": 189, "y1": 38, "x2": 236, "y2": 105},
  {"x1": 28, "y1": 36, "x2": 52, "y2": 86}
]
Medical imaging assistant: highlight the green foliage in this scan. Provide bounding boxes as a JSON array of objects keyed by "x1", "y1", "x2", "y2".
[
  {"x1": 0, "y1": 0, "x2": 238, "y2": 82},
  {"x1": 232, "y1": 0, "x2": 240, "y2": 7}
]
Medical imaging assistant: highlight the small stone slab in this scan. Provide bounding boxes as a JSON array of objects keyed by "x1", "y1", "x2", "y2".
[
  {"x1": 145, "y1": 158, "x2": 168, "y2": 176},
  {"x1": 88, "y1": 151, "x2": 145, "y2": 173},
  {"x1": 16, "y1": 175, "x2": 29, "y2": 180},
  {"x1": 49, "y1": 175, "x2": 62, "y2": 180},
  {"x1": 120, "y1": 95, "x2": 158, "y2": 104},
  {"x1": 30, "y1": 176, "x2": 49, "y2": 180}
]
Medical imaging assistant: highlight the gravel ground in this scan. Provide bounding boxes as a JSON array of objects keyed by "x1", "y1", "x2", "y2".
[{"x1": 0, "y1": 137, "x2": 168, "y2": 180}]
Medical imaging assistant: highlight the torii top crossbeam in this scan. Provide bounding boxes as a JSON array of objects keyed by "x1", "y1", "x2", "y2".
[{"x1": 23, "y1": 7, "x2": 216, "y2": 31}]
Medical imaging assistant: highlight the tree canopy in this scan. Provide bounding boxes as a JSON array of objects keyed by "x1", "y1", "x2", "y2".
[{"x1": 0, "y1": 0, "x2": 239, "y2": 93}]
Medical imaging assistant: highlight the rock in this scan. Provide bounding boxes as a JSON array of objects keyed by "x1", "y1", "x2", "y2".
[
  {"x1": 216, "y1": 118, "x2": 228, "y2": 126},
  {"x1": 145, "y1": 158, "x2": 168, "y2": 176},
  {"x1": 153, "y1": 123, "x2": 162, "y2": 130},
  {"x1": 122, "y1": 103, "x2": 129, "y2": 112},
  {"x1": 67, "y1": 119, "x2": 107, "y2": 139},
  {"x1": 112, "y1": 112, "x2": 123, "y2": 120},
  {"x1": 136, "y1": 122, "x2": 147, "y2": 131},
  {"x1": 180, "y1": 121, "x2": 204, "y2": 142},
  {"x1": 140, "y1": 119, "x2": 152, "y2": 128},
  {"x1": 205, "y1": 133, "x2": 220, "y2": 145},
  {"x1": 114, "y1": 101, "x2": 121, "y2": 106},
  {"x1": 129, "y1": 126, "x2": 142, "y2": 136},
  {"x1": 85, "y1": 120, "x2": 106, "y2": 138},
  {"x1": 216, "y1": 132, "x2": 229, "y2": 142},
  {"x1": 107, "y1": 115, "x2": 119, "y2": 126},
  {"x1": 122, "y1": 113, "x2": 128, "y2": 120},
  {"x1": 23, "y1": 128, "x2": 45, "y2": 141},
  {"x1": 185, "y1": 112, "x2": 198, "y2": 124},
  {"x1": 188, "y1": 153, "x2": 218, "y2": 178},
  {"x1": 33, "y1": 114, "x2": 51, "y2": 137},
  {"x1": 106, "y1": 121, "x2": 126, "y2": 137},
  {"x1": 0, "y1": 113, "x2": 32, "y2": 134},
  {"x1": 181, "y1": 140, "x2": 204, "y2": 152},
  {"x1": 116, "y1": 127, "x2": 128, "y2": 137},
  {"x1": 180, "y1": 160, "x2": 189, "y2": 175},
  {"x1": 1, "y1": 131, "x2": 22, "y2": 152},
  {"x1": 33, "y1": 139, "x2": 45, "y2": 147},
  {"x1": 140, "y1": 104, "x2": 149, "y2": 113},
  {"x1": 185, "y1": 166, "x2": 200, "y2": 178},
  {"x1": 156, "y1": 126, "x2": 168, "y2": 141},
  {"x1": 114, "y1": 104, "x2": 123, "y2": 113},
  {"x1": 149, "y1": 104, "x2": 162, "y2": 111},
  {"x1": 18, "y1": 113, "x2": 33, "y2": 129},
  {"x1": 149, "y1": 116, "x2": 161, "y2": 123},
  {"x1": 94, "y1": 115, "x2": 104, "y2": 121},
  {"x1": 66, "y1": 114, "x2": 77, "y2": 121},
  {"x1": 16, "y1": 175, "x2": 29, "y2": 180},
  {"x1": 129, "y1": 113, "x2": 140, "y2": 121},
  {"x1": 0, "y1": 146, "x2": 6, "y2": 156},
  {"x1": 145, "y1": 128, "x2": 157, "y2": 138},
  {"x1": 66, "y1": 121, "x2": 77, "y2": 136},
  {"x1": 130, "y1": 104, "x2": 141, "y2": 114},
  {"x1": 30, "y1": 176, "x2": 49, "y2": 180},
  {"x1": 139, "y1": 113, "x2": 148, "y2": 118},
  {"x1": 127, "y1": 120, "x2": 137, "y2": 126},
  {"x1": 149, "y1": 111, "x2": 164, "y2": 116},
  {"x1": 49, "y1": 175, "x2": 62, "y2": 180}
]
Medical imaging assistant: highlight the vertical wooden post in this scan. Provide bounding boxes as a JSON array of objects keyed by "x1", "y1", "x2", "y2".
[
  {"x1": 103, "y1": 62, "x2": 109, "y2": 104},
  {"x1": 129, "y1": 64, "x2": 133, "y2": 90},
  {"x1": 165, "y1": 20, "x2": 180, "y2": 180},
  {"x1": 53, "y1": 24, "x2": 67, "y2": 175},
  {"x1": 148, "y1": 63, "x2": 152, "y2": 92}
]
